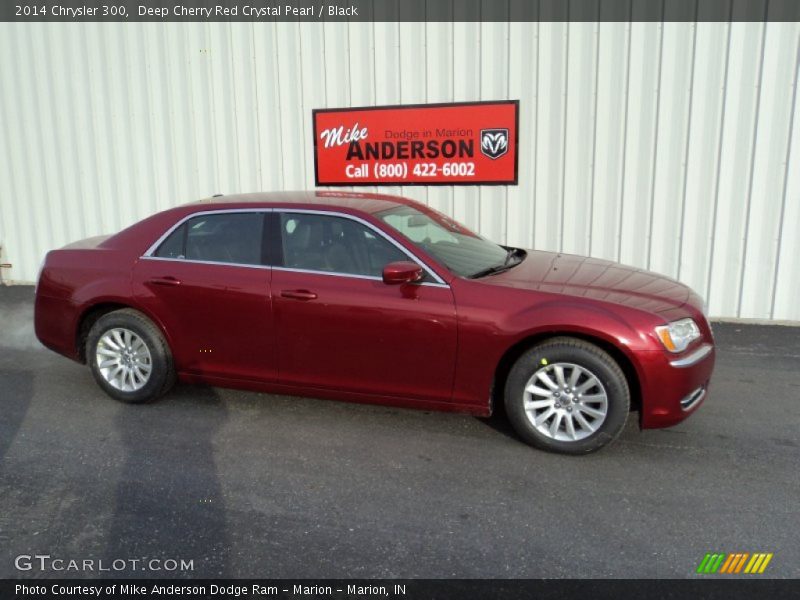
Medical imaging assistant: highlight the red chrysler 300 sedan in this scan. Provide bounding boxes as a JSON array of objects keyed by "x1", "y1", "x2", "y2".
[{"x1": 34, "y1": 192, "x2": 715, "y2": 454}]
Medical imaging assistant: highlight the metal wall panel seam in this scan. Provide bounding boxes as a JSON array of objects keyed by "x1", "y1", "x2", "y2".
[
  {"x1": 205, "y1": 23, "x2": 223, "y2": 196},
  {"x1": 165, "y1": 26, "x2": 185, "y2": 209},
  {"x1": 84, "y1": 27, "x2": 108, "y2": 231},
  {"x1": 229, "y1": 24, "x2": 243, "y2": 191},
  {"x1": 0, "y1": 30, "x2": 26, "y2": 277},
  {"x1": 20, "y1": 25, "x2": 55, "y2": 264},
  {"x1": 558, "y1": 20, "x2": 570, "y2": 253},
  {"x1": 371, "y1": 20, "x2": 379, "y2": 195},
  {"x1": 209, "y1": 23, "x2": 233, "y2": 189},
  {"x1": 645, "y1": 16, "x2": 665, "y2": 271},
  {"x1": 36, "y1": 24, "x2": 68, "y2": 243},
  {"x1": 346, "y1": 22, "x2": 354, "y2": 106},
  {"x1": 704, "y1": 20, "x2": 733, "y2": 304},
  {"x1": 449, "y1": 7, "x2": 456, "y2": 217},
  {"x1": 587, "y1": 20, "x2": 601, "y2": 256},
  {"x1": 771, "y1": 49, "x2": 800, "y2": 320},
  {"x1": 425, "y1": 19, "x2": 455, "y2": 214},
  {"x1": 618, "y1": 21, "x2": 660, "y2": 268},
  {"x1": 154, "y1": 26, "x2": 171, "y2": 209},
  {"x1": 296, "y1": 21, "x2": 307, "y2": 186},
  {"x1": 768, "y1": 27, "x2": 800, "y2": 319},
  {"x1": 615, "y1": 17, "x2": 633, "y2": 264},
  {"x1": 676, "y1": 17, "x2": 699, "y2": 282},
  {"x1": 476, "y1": 17, "x2": 482, "y2": 231},
  {"x1": 478, "y1": 18, "x2": 509, "y2": 243},
  {"x1": 451, "y1": 20, "x2": 480, "y2": 229},
  {"x1": 75, "y1": 26, "x2": 105, "y2": 235},
  {"x1": 321, "y1": 22, "x2": 329, "y2": 104},
  {"x1": 60, "y1": 25, "x2": 87, "y2": 240},
  {"x1": 505, "y1": 12, "x2": 511, "y2": 246},
  {"x1": 533, "y1": 14, "x2": 540, "y2": 250},
  {"x1": 272, "y1": 22, "x2": 286, "y2": 188},
  {"x1": 35, "y1": 25, "x2": 68, "y2": 249},
  {"x1": 741, "y1": 23, "x2": 797, "y2": 317},
  {"x1": 735, "y1": 18, "x2": 769, "y2": 318},
  {"x1": 181, "y1": 26, "x2": 200, "y2": 196},
  {"x1": 705, "y1": 23, "x2": 763, "y2": 316},
  {"x1": 422, "y1": 18, "x2": 429, "y2": 207},
  {"x1": 371, "y1": 20, "x2": 401, "y2": 197},
  {"x1": 250, "y1": 23, "x2": 264, "y2": 190},
  {"x1": 160, "y1": 25, "x2": 175, "y2": 205},
  {"x1": 167, "y1": 26, "x2": 187, "y2": 202},
  {"x1": 506, "y1": 19, "x2": 531, "y2": 248}
]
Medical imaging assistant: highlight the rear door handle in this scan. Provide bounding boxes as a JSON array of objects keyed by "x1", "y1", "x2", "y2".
[
  {"x1": 148, "y1": 276, "x2": 181, "y2": 286},
  {"x1": 280, "y1": 289, "x2": 318, "y2": 301}
]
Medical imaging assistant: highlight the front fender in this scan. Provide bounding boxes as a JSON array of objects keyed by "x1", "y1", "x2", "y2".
[
  {"x1": 504, "y1": 298, "x2": 651, "y2": 354},
  {"x1": 450, "y1": 285, "x2": 660, "y2": 411}
]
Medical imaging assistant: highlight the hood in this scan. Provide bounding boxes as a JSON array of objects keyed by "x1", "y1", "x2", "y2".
[{"x1": 483, "y1": 250, "x2": 691, "y2": 315}]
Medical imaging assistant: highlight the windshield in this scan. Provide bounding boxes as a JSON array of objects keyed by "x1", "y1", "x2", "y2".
[{"x1": 375, "y1": 205, "x2": 516, "y2": 278}]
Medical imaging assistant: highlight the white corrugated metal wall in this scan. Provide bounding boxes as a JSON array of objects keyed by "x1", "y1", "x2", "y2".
[{"x1": 1, "y1": 21, "x2": 799, "y2": 320}]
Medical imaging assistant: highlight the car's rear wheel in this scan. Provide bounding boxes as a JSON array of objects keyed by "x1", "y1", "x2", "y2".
[
  {"x1": 86, "y1": 308, "x2": 175, "y2": 404},
  {"x1": 504, "y1": 337, "x2": 630, "y2": 454}
]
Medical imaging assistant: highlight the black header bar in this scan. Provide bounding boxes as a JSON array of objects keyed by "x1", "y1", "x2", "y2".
[
  {"x1": 3, "y1": 579, "x2": 800, "y2": 600},
  {"x1": 2, "y1": 0, "x2": 800, "y2": 23}
]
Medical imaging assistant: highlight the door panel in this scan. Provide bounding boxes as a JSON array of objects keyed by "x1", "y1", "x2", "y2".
[
  {"x1": 133, "y1": 259, "x2": 275, "y2": 382},
  {"x1": 273, "y1": 211, "x2": 457, "y2": 401},
  {"x1": 273, "y1": 271, "x2": 457, "y2": 402},
  {"x1": 133, "y1": 210, "x2": 275, "y2": 382}
]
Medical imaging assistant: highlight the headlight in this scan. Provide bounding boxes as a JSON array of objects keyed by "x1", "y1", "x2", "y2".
[{"x1": 655, "y1": 318, "x2": 701, "y2": 353}]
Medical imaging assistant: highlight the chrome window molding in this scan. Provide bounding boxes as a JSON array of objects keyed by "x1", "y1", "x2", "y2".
[
  {"x1": 139, "y1": 255, "x2": 271, "y2": 271},
  {"x1": 140, "y1": 207, "x2": 449, "y2": 286},
  {"x1": 273, "y1": 265, "x2": 446, "y2": 287},
  {"x1": 142, "y1": 208, "x2": 270, "y2": 258},
  {"x1": 274, "y1": 266, "x2": 382, "y2": 282}
]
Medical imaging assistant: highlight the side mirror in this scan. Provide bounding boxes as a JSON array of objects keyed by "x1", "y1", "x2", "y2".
[{"x1": 382, "y1": 261, "x2": 424, "y2": 285}]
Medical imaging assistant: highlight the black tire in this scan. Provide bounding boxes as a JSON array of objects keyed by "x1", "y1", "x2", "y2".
[
  {"x1": 86, "y1": 308, "x2": 176, "y2": 404},
  {"x1": 504, "y1": 337, "x2": 630, "y2": 454}
]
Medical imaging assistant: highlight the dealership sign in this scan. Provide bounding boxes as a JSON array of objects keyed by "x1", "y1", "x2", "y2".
[{"x1": 313, "y1": 101, "x2": 518, "y2": 186}]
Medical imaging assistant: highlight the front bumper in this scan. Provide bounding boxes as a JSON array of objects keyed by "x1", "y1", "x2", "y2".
[{"x1": 638, "y1": 342, "x2": 716, "y2": 429}]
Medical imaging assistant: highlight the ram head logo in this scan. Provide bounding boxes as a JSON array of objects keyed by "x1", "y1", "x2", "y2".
[{"x1": 480, "y1": 128, "x2": 509, "y2": 160}]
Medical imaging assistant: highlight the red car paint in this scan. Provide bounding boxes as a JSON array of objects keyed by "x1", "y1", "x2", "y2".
[{"x1": 34, "y1": 191, "x2": 714, "y2": 428}]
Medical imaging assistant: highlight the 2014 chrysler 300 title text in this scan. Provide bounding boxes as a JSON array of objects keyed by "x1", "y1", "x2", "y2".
[{"x1": 34, "y1": 192, "x2": 715, "y2": 454}]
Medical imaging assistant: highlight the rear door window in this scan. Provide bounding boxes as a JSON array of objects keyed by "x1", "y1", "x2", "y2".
[{"x1": 154, "y1": 212, "x2": 266, "y2": 266}]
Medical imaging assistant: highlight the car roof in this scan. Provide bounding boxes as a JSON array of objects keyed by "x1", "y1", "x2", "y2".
[{"x1": 192, "y1": 191, "x2": 419, "y2": 215}]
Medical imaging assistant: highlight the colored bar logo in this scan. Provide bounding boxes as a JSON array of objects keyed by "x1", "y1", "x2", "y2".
[{"x1": 697, "y1": 553, "x2": 773, "y2": 574}]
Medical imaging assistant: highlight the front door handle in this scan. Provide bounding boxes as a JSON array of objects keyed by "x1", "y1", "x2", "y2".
[
  {"x1": 280, "y1": 289, "x2": 318, "y2": 301},
  {"x1": 148, "y1": 276, "x2": 181, "y2": 286}
]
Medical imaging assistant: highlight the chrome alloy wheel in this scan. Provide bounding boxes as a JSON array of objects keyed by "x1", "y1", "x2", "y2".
[
  {"x1": 522, "y1": 362, "x2": 609, "y2": 442},
  {"x1": 95, "y1": 327, "x2": 153, "y2": 392}
]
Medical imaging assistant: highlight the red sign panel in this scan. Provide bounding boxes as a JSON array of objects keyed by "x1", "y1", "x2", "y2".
[{"x1": 313, "y1": 101, "x2": 518, "y2": 186}]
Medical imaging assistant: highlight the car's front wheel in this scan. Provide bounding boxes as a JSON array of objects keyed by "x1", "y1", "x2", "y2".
[
  {"x1": 86, "y1": 308, "x2": 175, "y2": 404},
  {"x1": 504, "y1": 337, "x2": 630, "y2": 454}
]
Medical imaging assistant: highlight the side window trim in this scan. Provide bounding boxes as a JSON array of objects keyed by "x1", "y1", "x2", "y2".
[
  {"x1": 141, "y1": 207, "x2": 448, "y2": 285},
  {"x1": 275, "y1": 209, "x2": 447, "y2": 286},
  {"x1": 264, "y1": 211, "x2": 284, "y2": 267},
  {"x1": 180, "y1": 222, "x2": 188, "y2": 258},
  {"x1": 142, "y1": 209, "x2": 272, "y2": 270}
]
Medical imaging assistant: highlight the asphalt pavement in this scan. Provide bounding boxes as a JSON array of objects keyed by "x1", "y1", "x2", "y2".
[{"x1": 1, "y1": 285, "x2": 798, "y2": 578}]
